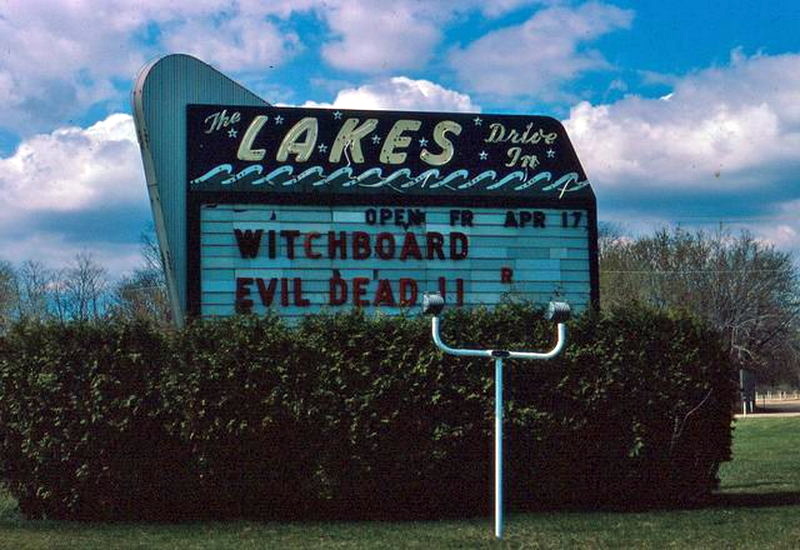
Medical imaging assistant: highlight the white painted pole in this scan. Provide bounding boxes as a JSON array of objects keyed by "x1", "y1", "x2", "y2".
[
  {"x1": 494, "y1": 357, "x2": 504, "y2": 540},
  {"x1": 424, "y1": 296, "x2": 570, "y2": 541}
]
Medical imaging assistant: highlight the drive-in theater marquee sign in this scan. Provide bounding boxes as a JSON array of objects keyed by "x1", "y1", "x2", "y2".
[{"x1": 133, "y1": 55, "x2": 598, "y2": 324}]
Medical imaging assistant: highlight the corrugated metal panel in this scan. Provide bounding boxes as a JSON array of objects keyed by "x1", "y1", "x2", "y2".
[
  {"x1": 132, "y1": 54, "x2": 269, "y2": 325},
  {"x1": 199, "y1": 204, "x2": 592, "y2": 320}
]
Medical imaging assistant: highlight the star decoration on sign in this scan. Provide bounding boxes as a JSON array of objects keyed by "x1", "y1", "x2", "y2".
[
  {"x1": 227, "y1": 128, "x2": 238, "y2": 138},
  {"x1": 473, "y1": 116, "x2": 483, "y2": 126},
  {"x1": 318, "y1": 143, "x2": 328, "y2": 153},
  {"x1": 371, "y1": 134, "x2": 381, "y2": 144},
  {"x1": 479, "y1": 150, "x2": 488, "y2": 160},
  {"x1": 333, "y1": 111, "x2": 342, "y2": 120},
  {"x1": 418, "y1": 137, "x2": 428, "y2": 147},
  {"x1": 274, "y1": 115, "x2": 284, "y2": 125},
  {"x1": 546, "y1": 149, "x2": 556, "y2": 158}
]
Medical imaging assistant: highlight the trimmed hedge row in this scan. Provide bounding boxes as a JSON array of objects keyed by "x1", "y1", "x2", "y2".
[{"x1": 0, "y1": 304, "x2": 736, "y2": 520}]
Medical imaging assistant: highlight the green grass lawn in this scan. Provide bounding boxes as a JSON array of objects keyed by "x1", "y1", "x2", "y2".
[{"x1": 2, "y1": 417, "x2": 799, "y2": 549}]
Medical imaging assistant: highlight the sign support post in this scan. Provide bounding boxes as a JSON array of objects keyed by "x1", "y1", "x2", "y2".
[
  {"x1": 423, "y1": 294, "x2": 571, "y2": 540},
  {"x1": 494, "y1": 355, "x2": 504, "y2": 539}
]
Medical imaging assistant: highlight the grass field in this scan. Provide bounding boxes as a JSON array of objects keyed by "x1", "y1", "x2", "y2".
[{"x1": 1, "y1": 417, "x2": 798, "y2": 549}]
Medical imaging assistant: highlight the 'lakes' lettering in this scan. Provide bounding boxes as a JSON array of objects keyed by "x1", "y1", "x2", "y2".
[{"x1": 237, "y1": 116, "x2": 463, "y2": 167}]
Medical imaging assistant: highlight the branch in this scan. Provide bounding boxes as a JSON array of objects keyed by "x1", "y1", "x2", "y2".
[{"x1": 670, "y1": 388, "x2": 714, "y2": 456}]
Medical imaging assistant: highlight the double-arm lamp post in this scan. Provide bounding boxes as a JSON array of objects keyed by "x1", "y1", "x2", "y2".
[{"x1": 422, "y1": 294, "x2": 571, "y2": 540}]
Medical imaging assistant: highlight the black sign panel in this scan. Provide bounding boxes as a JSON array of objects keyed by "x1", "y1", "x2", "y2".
[{"x1": 187, "y1": 105, "x2": 593, "y2": 202}]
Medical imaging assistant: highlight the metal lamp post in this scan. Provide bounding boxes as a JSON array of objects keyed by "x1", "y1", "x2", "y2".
[{"x1": 422, "y1": 293, "x2": 571, "y2": 540}]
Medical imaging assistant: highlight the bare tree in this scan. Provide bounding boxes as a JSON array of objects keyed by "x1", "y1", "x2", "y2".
[
  {"x1": 601, "y1": 227, "x2": 800, "y2": 383},
  {"x1": 61, "y1": 252, "x2": 109, "y2": 321},
  {"x1": 0, "y1": 260, "x2": 17, "y2": 330},
  {"x1": 15, "y1": 260, "x2": 53, "y2": 320},
  {"x1": 109, "y1": 230, "x2": 171, "y2": 324},
  {"x1": 111, "y1": 269, "x2": 170, "y2": 324},
  {"x1": 597, "y1": 221, "x2": 626, "y2": 257},
  {"x1": 140, "y1": 228, "x2": 166, "y2": 276},
  {"x1": 49, "y1": 267, "x2": 70, "y2": 323}
]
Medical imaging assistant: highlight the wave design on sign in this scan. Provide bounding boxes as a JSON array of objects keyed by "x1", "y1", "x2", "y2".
[{"x1": 189, "y1": 164, "x2": 590, "y2": 194}]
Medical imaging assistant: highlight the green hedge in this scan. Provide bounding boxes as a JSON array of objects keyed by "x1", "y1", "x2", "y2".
[{"x1": 0, "y1": 304, "x2": 736, "y2": 520}]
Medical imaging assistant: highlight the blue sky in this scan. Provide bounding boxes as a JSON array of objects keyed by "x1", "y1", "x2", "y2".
[{"x1": 1, "y1": 0, "x2": 799, "y2": 277}]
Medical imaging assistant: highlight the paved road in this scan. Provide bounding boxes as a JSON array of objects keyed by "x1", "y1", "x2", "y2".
[
  {"x1": 757, "y1": 399, "x2": 800, "y2": 414},
  {"x1": 738, "y1": 398, "x2": 800, "y2": 418}
]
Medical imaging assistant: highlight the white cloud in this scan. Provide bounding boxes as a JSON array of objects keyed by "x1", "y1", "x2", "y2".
[
  {"x1": 0, "y1": 0, "x2": 566, "y2": 133},
  {"x1": 757, "y1": 223, "x2": 799, "y2": 250},
  {"x1": 754, "y1": 200, "x2": 800, "y2": 252},
  {"x1": 449, "y1": 2, "x2": 633, "y2": 98},
  {"x1": 562, "y1": 52, "x2": 800, "y2": 255},
  {"x1": 0, "y1": 232, "x2": 143, "y2": 277},
  {"x1": 315, "y1": 0, "x2": 557, "y2": 74},
  {"x1": 162, "y1": 15, "x2": 302, "y2": 72},
  {"x1": 0, "y1": 1, "x2": 149, "y2": 130},
  {"x1": 0, "y1": 112, "x2": 152, "y2": 272},
  {"x1": 0, "y1": 114, "x2": 144, "y2": 215},
  {"x1": 319, "y1": 1, "x2": 443, "y2": 73},
  {"x1": 563, "y1": 52, "x2": 800, "y2": 191},
  {"x1": 303, "y1": 77, "x2": 479, "y2": 112},
  {"x1": 479, "y1": 0, "x2": 552, "y2": 18},
  {"x1": 0, "y1": 1, "x2": 310, "y2": 132}
]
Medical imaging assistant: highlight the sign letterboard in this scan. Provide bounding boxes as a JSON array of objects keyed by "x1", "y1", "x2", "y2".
[{"x1": 187, "y1": 105, "x2": 598, "y2": 319}]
